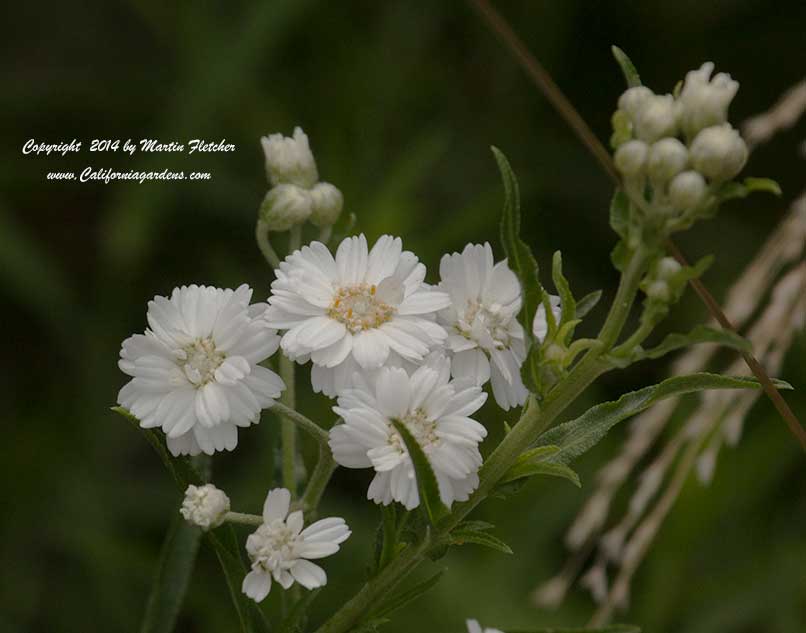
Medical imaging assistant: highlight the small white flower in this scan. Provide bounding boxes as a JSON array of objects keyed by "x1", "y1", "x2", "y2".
[
  {"x1": 689, "y1": 123, "x2": 748, "y2": 181},
  {"x1": 678, "y1": 62, "x2": 739, "y2": 138},
  {"x1": 180, "y1": 484, "x2": 230, "y2": 530},
  {"x1": 656, "y1": 256, "x2": 682, "y2": 280},
  {"x1": 117, "y1": 284, "x2": 284, "y2": 456},
  {"x1": 437, "y1": 243, "x2": 528, "y2": 411},
  {"x1": 614, "y1": 139, "x2": 649, "y2": 178},
  {"x1": 633, "y1": 93, "x2": 678, "y2": 142},
  {"x1": 532, "y1": 294, "x2": 562, "y2": 344},
  {"x1": 329, "y1": 362, "x2": 488, "y2": 510},
  {"x1": 466, "y1": 619, "x2": 504, "y2": 633},
  {"x1": 242, "y1": 488, "x2": 350, "y2": 603},
  {"x1": 647, "y1": 138, "x2": 688, "y2": 183},
  {"x1": 266, "y1": 234, "x2": 451, "y2": 398},
  {"x1": 668, "y1": 170, "x2": 707, "y2": 210},
  {"x1": 261, "y1": 126, "x2": 319, "y2": 188},
  {"x1": 259, "y1": 184, "x2": 313, "y2": 231},
  {"x1": 309, "y1": 182, "x2": 344, "y2": 227},
  {"x1": 617, "y1": 86, "x2": 654, "y2": 121}
]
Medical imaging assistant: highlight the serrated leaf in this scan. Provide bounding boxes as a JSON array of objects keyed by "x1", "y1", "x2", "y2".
[
  {"x1": 139, "y1": 515, "x2": 202, "y2": 633},
  {"x1": 611, "y1": 46, "x2": 641, "y2": 87},
  {"x1": 500, "y1": 460, "x2": 581, "y2": 488},
  {"x1": 493, "y1": 147, "x2": 543, "y2": 345},
  {"x1": 537, "y1": 373, "x2": 791, "y2": 465},
  {"x1": 552, "y1": 251, "x2": 576, "y2": 326},
  {"x1": 391, "y1": 419, "x2": 449, "y2": 524},
  {"x1": 507, "y1": 626, "x2": 640, "y2": 633},
  {"x1": 575, "y1": 290, "x2": 602, "y2": 319},
  {"x1": 371, "y1": 569, "x2": 445, "y2": 619},
  {"x1": 632, "y1": 325, "x2": 751, "y2": 363},
  {"x1": 451, "y1": 528, "x2": 513, "y2": 554}
]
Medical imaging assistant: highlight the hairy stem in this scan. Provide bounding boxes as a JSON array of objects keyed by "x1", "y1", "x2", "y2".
[
  {"x1": 255, "y1": 219, "x2": 281, "y2": 268},
  {"x1": 271, "y1": 401, "x2": 329, "y2": 445},
  {"x1": 279, "y1": 355, "x2": 297, "y2": 496},
  {"x1": 300, "y1": 445, "x2": 337, "y2": 517},
  {"x1": 223, "y1": 511, "x2": 263, "y2": 526}
]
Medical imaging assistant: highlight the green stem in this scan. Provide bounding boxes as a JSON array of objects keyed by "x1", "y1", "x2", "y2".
[
  {"x1": 280, "y1": 355, "x2": 297, "y2": 496},
  {"x1": 299, "y1": 445, "x2": 337, "y2": 517},
  {"x1": 223, "y1": 511, "x2": 263, "y2": 526},
  {"x1": 271, "y1": 402, "x2": 329, "y2": 445},
  {"x1": 255, "y1": 220, "x2": 281, "y2": 268}
]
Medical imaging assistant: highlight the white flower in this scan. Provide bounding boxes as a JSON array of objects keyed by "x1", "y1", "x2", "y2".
[
  {"x1": 242, "y1": 488, "x2": 350, "y2": 603},
  {"x1": 437, "y1": 243, "x2": 528, "y2": 411},
  {"x1": 614, "y1": 140, "x2": 649, "y2": 178},
  {"x1": 668, "y1": 170, "x2": 707, "y2": 210},
  {"x1": 617, "y1": 86, "x2": 653, "y2": 121},
  {"x1": 329, "y1": 361, "x2": 488, "y2": 510},
  {"x1": 266, "y1": 234, "x2": 451, "y2": 398},
  {"x1": 466, "y1": 619, "x2": 504, "y2": 633},
  {"x1": 117, "y1": 284, "x2": 284, "y2": 456},
  {"x1": 689, "y1": 124, "x2": 748, "y2": 181},
  {"x1": 633, "y1": 93, "x2": 678, "y2": 142},
  {"x1": 259, "y1": 184, "x2": 313, "y2": 231},
  {"x1": 678, "y1": 62, "x2": 739, "y2": 138},
  {"x1": 180, "y1": 484, "x2": 230, "y2": 530},
  {"x1": 532, "y1": 294, "x2": 562, "y2": 344},
  {"x1": 261, "y1": 126, "x2": 318, "y2": 188},
  {"x1": 309, "y1": 182, "x2": 344, "y2": 227}
]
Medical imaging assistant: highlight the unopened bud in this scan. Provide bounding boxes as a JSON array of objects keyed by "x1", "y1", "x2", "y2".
[
  {"x1": 618, "y1": 86, "x2": 654, "y2": 121},
  {"x1": 689, "y1": 124, "x2": 748, "y2": 181},
  {"x1": 309, "y1": 182, "x2": 344, "y2": 227},
  {"x1": 261, "y1": 127, "x2": 318, "y2": 188},
  {"x1": 614, "y1": 140, "x2": 649, "y2": 178},
  {"x1": 646, "y1": 280, "x2": 670, "y2": 302},
  {"x1": 647, "y1": 138, "x2": 688, "y2": 183},
  {"x1": 656, "y1": 257, "x2": 682, "y2": 280},
  {"x1": 678, "y1": 62, "x2": 739, "y2": 138},
  {"x1": 259, "y1": 184, "x2": 312, "y2": 231},
  {"x1": 634, "y1": 94, "x2": 678, "y2": 142},
  {"x1": 180, "y1": 484, "x2": 230, "y2": 531},
  {"x1": 545, "y1": 343, "x2": 565, "y2": 363},
  {"x1": 668, "y1": 170, "x2": 707, "y2": 210}
]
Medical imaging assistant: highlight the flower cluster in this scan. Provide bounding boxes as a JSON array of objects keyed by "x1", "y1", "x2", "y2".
[
  {"x1": 180, "y1": 484, "x2": 230, "y2": 530},
  {"x1": 242, "y1": 488, "x2": 351, "y2": 602},
  {"x1": 260, "y1": 127, "x2": 343, "y2": 231},
  {"x1": 613, "y1": 62, "x2": 747, "y2": 225},
  {"x1": 117, "y1": 284, "x2": 284, "y2": 456}
]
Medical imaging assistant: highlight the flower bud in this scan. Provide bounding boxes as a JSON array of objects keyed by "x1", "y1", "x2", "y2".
[
  {"x1": 180, "y1": 484, "x2": 230, "y2": 531},
  {"x1": 689, "y1": 124, "x2": 748, "y2": 181},
  {"x1": 618, "y1": 86, "x2": 654, "y2": 121},
  {"x1": 614, "y1": 140, "x2": 649, "y2": 178},
  {"x1": 261, "y1": 127, "x2": 318, "y2": 188},
  {"x1": 646, "y1": 280, "x2": 670, "y2": 302},
  {"x1": 656, "y1": 256, "x2": 682, "y2": 280},
  {"x1": 634, "y1": 94, "x2": 678, "y2": 142},
  {"x1": 668, "y1": 170, "x2": 707, "y2": 209},
  {"x1": 309, "y1": 182, "x2": 344, "y2": 228},
  {"x1": 678, "y1": 62, "x2": 739, "y2": 138},
  {"x1": 259, "y1": 184, "x2": 312, "y2": 231},
  {"x1": 545, "y1": 343, "x2": 565, "y2": 363},
  {"x1": 647, "y1": 138, "x2": 688, "y2": 183}
]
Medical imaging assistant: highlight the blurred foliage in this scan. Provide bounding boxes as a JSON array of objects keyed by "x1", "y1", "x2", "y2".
[{"x1": 1, "y1": 1, "x2": 805, "y2": 632}]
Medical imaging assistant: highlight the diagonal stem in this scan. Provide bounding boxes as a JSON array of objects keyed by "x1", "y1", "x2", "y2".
[{"x1": 467, "y1": 0, "x2": 805, "y2": 451}]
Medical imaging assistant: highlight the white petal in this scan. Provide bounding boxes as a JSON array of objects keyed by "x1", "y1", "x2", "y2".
[
  {"x1": 290, "y1": 560, "x2": 327, "y2": 589},
  {"x1": 242, "y1": 569, "x2": 272, "y2": 603},
  {"x1": 263, "y1": 488, "x2": 291, "y2": 523}
]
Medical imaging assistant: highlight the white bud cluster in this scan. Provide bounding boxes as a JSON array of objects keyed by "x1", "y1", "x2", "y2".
[
  {"x1": 259, "y1": 127, "x2": 343, "y2": 231},
  {"x1": 613, "y1": 62, "x2": 748, "y2": 218},
  {"x1": 180, "y1": 484, "x2": 230, "y2": 531}
]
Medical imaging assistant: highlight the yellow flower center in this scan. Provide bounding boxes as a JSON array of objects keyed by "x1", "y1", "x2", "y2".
[{"x1": 327, "y1": 283, "x2": 396, "y2": 333}]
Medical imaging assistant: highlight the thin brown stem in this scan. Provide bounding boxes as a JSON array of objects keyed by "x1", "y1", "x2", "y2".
[{"x1": 468, "y1": 0, "x2": 805, "y2": 451}]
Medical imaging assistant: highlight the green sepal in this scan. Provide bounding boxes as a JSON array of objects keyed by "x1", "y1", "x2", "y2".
[{"x1": 611, "y1": 46, "x2": 642, "y2": 87}]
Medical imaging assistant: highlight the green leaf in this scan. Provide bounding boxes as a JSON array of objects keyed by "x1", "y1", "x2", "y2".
[
  {"x1": 391, "y1": 419, "x2": 449, "y2": 525},
  {"x1": 139, "y1": 515, "x2": 202, "y2": 633},
  {"x1": 507, "y1": 626, "x2": 640, "y2": 633},
  {"x1": 451, "y1": 527, "x2": 513, "y2": 555},
  {"x1": 279, "y1": 588, "x2": 320, "y2": 633},
  {"x1": 537, "y1": 373, "x2": 792, "y2": 465},
  {"x1": 552, "y1": 251, "x2": 576, "y2": 327},
  {"x1": 716, "y1": 177, "x2": 782, "y2": 203},
  {"x1": 575, "y1": 290, "x2": 602, "y2": 319},
  {"x1": 500, "y1": 460, "x2": 581, "y2": 488},
  {"x1": 611, "y1": 45, "x2": 642, "y2": 87},
  {"x1": 493, "y1": 147, "x2": 544, "y2": 343},
  {"x1": 632, "y1": 325, "x2": 751, "y2": 363},
  {"x1": 609, "y1": 190, "x2": 630, "y2": 241},
  {"x1": 371, "y1": 569, "x2": 445, "y2": 618}
]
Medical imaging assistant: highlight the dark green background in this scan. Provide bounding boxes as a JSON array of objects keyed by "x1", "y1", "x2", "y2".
[{"x1": 2, "y1": 2, "x2": 805, "y2": 632}]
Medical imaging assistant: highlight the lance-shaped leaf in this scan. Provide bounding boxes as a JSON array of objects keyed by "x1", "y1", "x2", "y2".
[
  {"x1": 611, "y1": 45, "x2": 642, "y2": 87},
  {"x1": 391, "y1": 419, "x2": 449, "y2": 525},
  {"x1": 716, "y1": 177, "x2": 782, "y2": 203},
  {"x1": 537, "y1": 373, "x2": 792, "y2": 465},
  {"x1": 624, "y1": 325, "x2": 751, "y2": 366},
  {"x1": 450, "y1": 523, "x2": 513, "y2": 555},
  {"x1": 575, "y1": 290, "x2": 602, "y2": 319},
  {"x1": 139, "y1": 515, "x2": 202, "y2": 633},
  {"x1": 552, "y1": 251, "x2": 576, "y2": 327},
  {"x1": 279, "y1": 588, "x2": 321, "y2": 633},
  {"x1": 370, "y1": 569, "x2": 445, "y2": 619}
]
